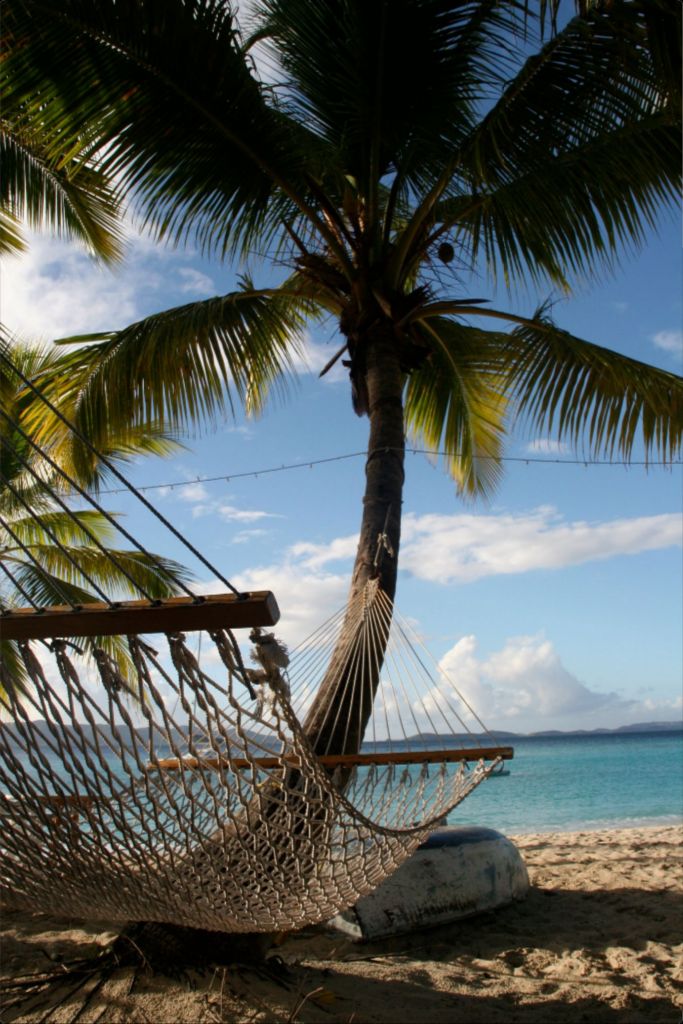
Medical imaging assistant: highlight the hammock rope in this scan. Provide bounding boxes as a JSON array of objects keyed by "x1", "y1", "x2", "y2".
[
  {"x1": 0, "y1": 346, "x2": 511, "y2": 933},
  {"x1": 0, "y1": 583, "x2": 507, "y2": 932}
]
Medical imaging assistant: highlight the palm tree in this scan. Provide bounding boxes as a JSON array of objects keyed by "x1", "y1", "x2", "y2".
[
  {"x1": 2, "y1": 0, "x2": 681, "y2": 754},
  {"x1": 0, "y1": 337, "x2": 192, "y2": 693}
]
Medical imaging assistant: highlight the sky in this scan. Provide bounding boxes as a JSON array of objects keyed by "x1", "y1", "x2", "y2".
[{"x1": 2, "y1": 197, "x2": 681, "y2": 737}]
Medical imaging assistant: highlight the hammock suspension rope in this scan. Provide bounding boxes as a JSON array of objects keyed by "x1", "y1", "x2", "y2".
[{"x1": 0, "y1": 347, "x2": 511, "y2": 932}]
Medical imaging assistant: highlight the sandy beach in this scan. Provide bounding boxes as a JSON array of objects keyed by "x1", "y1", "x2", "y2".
[{"x1": 1, "y1": 823, "x2": 681, "y2": 1023}]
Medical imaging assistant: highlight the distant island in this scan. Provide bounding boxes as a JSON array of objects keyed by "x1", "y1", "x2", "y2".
[
  {"x1": 400, "y1": 721, "x2": 683, "y2": 745},
  {"x1": 2, "y1": 719, "x2": 680, "y2": 749},
  {"x1": 525, "y1": 721, "x2": 682, "y2": 737}
]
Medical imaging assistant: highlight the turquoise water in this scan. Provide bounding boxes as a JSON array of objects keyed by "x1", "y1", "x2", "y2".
[
  {"x1": 447, "y1": 731, "x2": 683, "y2": 834},
  {"x1": 3, "y1": 728, "x2": 681, "y2": 837}
]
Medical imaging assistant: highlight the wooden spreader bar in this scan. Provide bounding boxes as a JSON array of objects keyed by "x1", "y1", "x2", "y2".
[
  {"x1": 0, "y1": 591, "x2": 280, "y2": 641},
  {"x1": 151, "y1": 746, "x2": 514, "y2": 772}
]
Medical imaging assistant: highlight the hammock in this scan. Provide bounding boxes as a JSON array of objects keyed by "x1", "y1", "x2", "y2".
[{"x1": 0, "y1": 350, "x2": 511, "y2": 933}]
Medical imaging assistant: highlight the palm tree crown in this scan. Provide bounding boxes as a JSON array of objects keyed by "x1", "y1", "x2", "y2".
[{"x1": 2, "y1": 0, "x2": 681, "y2": 751}]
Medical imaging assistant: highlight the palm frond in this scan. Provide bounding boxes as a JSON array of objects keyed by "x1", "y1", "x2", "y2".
[
  {"x1": 449, "y1": 0, "x2": 681, "y2": 285},
  {"x1": 9, "y1": 548, "x2": 192, "y2": 603},
  {"x1": 0, "y1": 479, "x2": 57, "y2": 520},
  {"x1": 4, "y1": 558, "x2": 108, "y2": 611},
  {"x1": 30, "y1": 418, "x2": 184, "y2": 495},
  {"x1": 405, "y1": 318, "x2": 508, "y2": 498},
  {"x1": 39, "y1": 284, "x2": 317, "y2": 441},
  {"x1": 0, "y1": 333, "x2": 54, "y2": 389},
  {"x1": 0, "y1": 336, "x2": 195, "y2": 695},
  {"x1": 0, "y1": 207, "x2": 27, "y2": 257},
  {"x1": 0, "y1": 640, "x2": 30, "y2": 698},
  {"x1": 0, "y1": 119, "x2": 123, "y2": 262},
  {"x1": 436, "y1": 113, "x2": 677, "y2": 287},
  {"x1": 1, "y1": 510, "x2": 117, "y2": 550},
  {"x1": 1, "y1": 336, "x2": 184, "y2": 492},
  {"x1": 255, "y1": 0, "x2": 522, "y2": 205},
  {"x1": 567, "y1": 0, "x2": 681, "y2": 103},
  {"x1": 2, "y1": 0, "x2": 331, "y2": 262},
  {"x1": 503, "y1": 307, "x2": 683, "y2": 461}
]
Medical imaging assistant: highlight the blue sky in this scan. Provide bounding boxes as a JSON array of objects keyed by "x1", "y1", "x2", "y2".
[{"x1": 2, "y1": 203, "x2": 681, "y2": 735}]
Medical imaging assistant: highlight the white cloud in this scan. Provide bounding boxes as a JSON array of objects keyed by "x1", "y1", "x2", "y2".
[
  {"x1": 433, "y1": 633, "x2": 641, "y2": 732},
  {"x1": 525, "y1": 439, "x2": 569, "y2": 455},
  {"x1": 177, "y1": 267, "x2": 215, "y2": 295},
  {"x1": 484, "y1": 635, "x2": 616, "y2": 716},
  {"x1": 225, "y1": 425, "x2": 255, "y2": 439},
  {"x1": 184, "y1": 495, "x2": 281, "y2": 522},
  {"x1": 177, "y1": 482, "x2": 210, "y2": 502},
  {"x1": 1, "y1": 235, "x2": 139, "y2": 339},
  {"x1": 433, "y1": 634, "x2": 496, "y2": 723},
  {"x1": 158, "y1": 478, "x2": 280, "y2": 523},
  {"x1": 217, "y1": 503, "x2": 280, "y2": 523},
  {"x1": 639, "y1": 695, "x2": 683, "y2": 714},
  {"x1": 232, "y1": 528, "x2": 270, "y2": 544},
  {"x1": 288, "y1": 333, "x2": 348, "y2": 383},
  {"x1": 201, "y1": 564, "x2": 349, "y2": 648},
  {"x1": 282, "y1": 508, "x2": 681, "y2": 585},
  {"x1": 289, "y1": 534, "x2": 359, "y2": 570},
  {"x1": 399, "y1": 507, "x2": 681, "y2": 585},
  {"x1": 0, "y1": 225, "x2": 213, "y2": 342},
  {"x1": 651, "y1": 330, "x2": 683, "y2": 358}
]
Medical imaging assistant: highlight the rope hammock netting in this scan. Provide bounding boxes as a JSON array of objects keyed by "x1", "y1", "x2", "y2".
[{"x1": 0, "y1": 348, "x2": 511, "y2": 933}]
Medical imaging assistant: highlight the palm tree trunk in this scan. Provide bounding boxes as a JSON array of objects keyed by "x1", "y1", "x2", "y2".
[{"x1": 303, "y1": 326, "x2": 405, "y2": 757}]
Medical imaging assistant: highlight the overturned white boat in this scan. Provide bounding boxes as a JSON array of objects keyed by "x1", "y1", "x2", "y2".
[{"x1": 329, "y1": 825, "x2": 529, "y2": 941}]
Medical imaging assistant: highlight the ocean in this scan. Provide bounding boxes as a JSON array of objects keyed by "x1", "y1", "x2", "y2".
[
  {"x1": 2, "y1": 725, "x2": 681, "y2": 837},
  {"x1": 446, "y1": 730, "x2": 683, "y2": 835}
]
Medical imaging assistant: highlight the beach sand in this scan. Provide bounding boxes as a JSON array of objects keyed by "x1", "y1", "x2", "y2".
[{"x1": 1, "y1": 824, "x2": 681, "y2": 1022}]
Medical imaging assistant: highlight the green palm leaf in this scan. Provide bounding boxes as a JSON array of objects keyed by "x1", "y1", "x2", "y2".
[
  {"x1": 405, "y1": 318, "x2": 508, "y2": 498},
  {"x1": 1, "y1": 0, "x2": 330, "y2": 261},
  {"x1": 44, "y1": 282, "x2": 316, "y2": 440},
  {"x1": 0, "y1": 339, "x2": 194, "y2": 696},
  {"x1": 0, "y1": 119, "x2": 123, "y2": 261},
  {"x1": 0, "y1": 208, "x2": 27, "y2": 258},
  {"x1": 2, "y1": 333, "x2": 184, "y2": 491},
  {"x1": 2, "y1": 510, "x2": 116, "y2": 550},
  {"x1": 502, "y1": 307, "x2": 683, "y2": 460},
  {"x1": 255, "y1": 0, "x2": 521, "y2": 199},
  {"x1": 26, "y1": 416, "x2": 184, "y2": 495},
  {"x1": 436, "y1": 113, "x2": 677, "y2": 287},
  {"x1": 0, "y1": 640, "x2": 30, "y2": 695},
  {"x1": 8, "y1": 547, "x2": 191, "y2": 603},
  {"x1": 448, "y1": 1, "x2": 680, "y2": 284}
]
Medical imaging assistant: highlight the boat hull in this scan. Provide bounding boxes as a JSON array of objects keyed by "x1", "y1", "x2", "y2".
[{"x1": 329, "y1": 826, "x2": 529, "y2": 941}]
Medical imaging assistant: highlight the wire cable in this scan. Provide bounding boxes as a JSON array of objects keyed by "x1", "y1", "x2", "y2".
[{"x1": 95, "y1": 446, "x2": 683, "y2": 496}]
